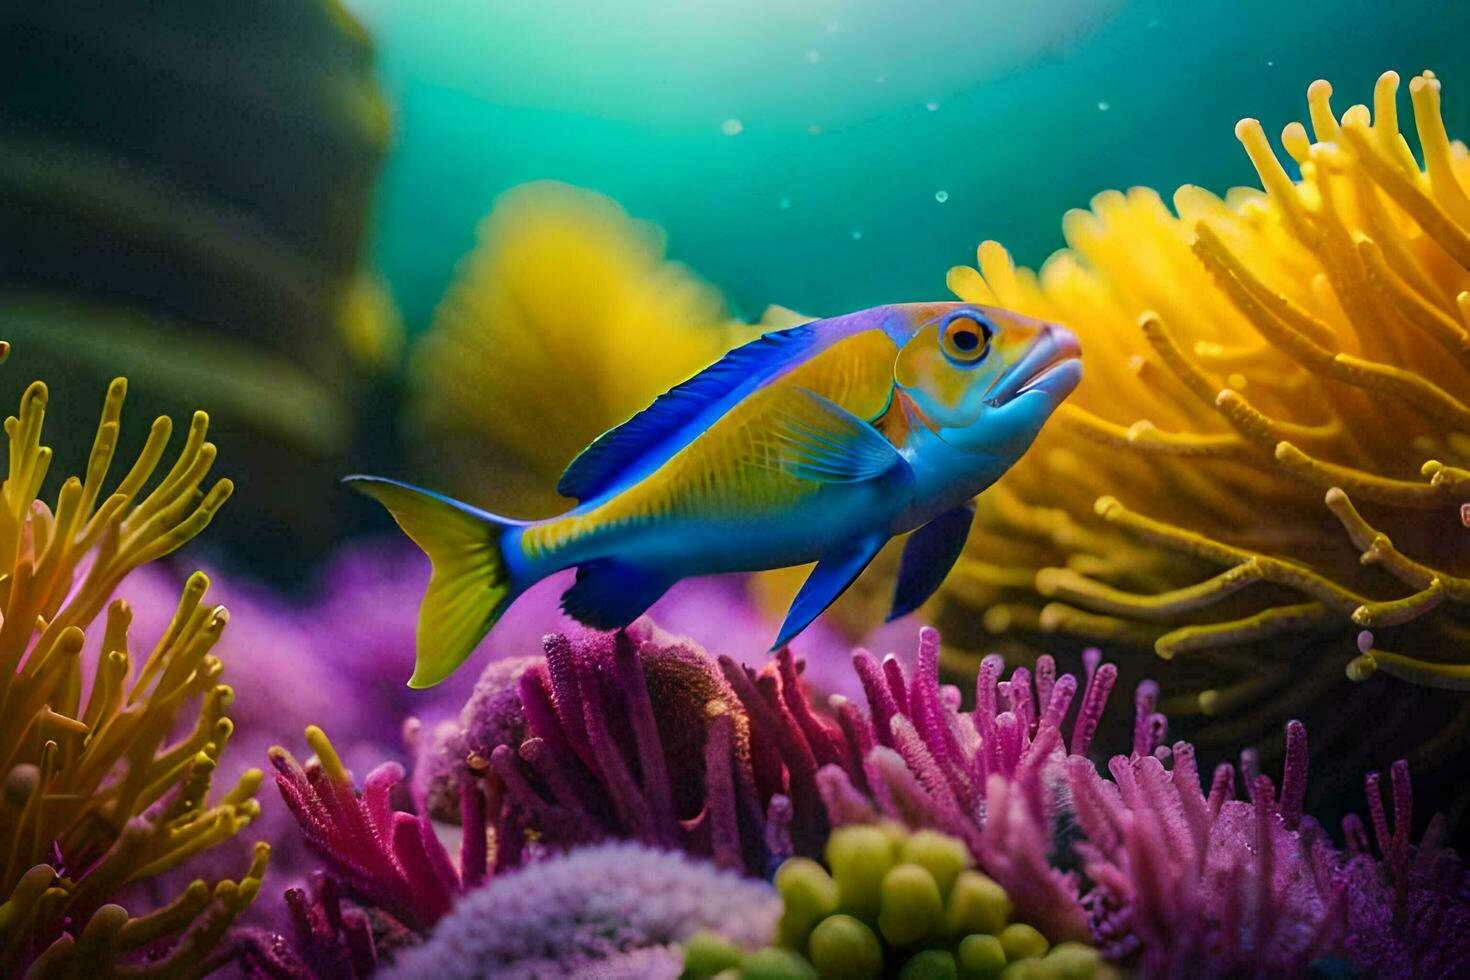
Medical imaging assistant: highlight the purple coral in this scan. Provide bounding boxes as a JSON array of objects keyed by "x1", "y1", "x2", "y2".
[
  {"x1": 210, "y1": 871, "x2": 404, "y2": 979},
  {"x1": 806, "y1": 628, "x2": 1378, "y2": 974},
  {"x1": 422, "y1": 620, "x2": 809, "y2": 876},
  {"x1": 1337, "y1": 762, "x2": 1470, "y2": 977},
  {"x1": 265, "y1": 618, "x2": 817, "y2": 945},
  {"x1": 381, "y1": 842, "x2": 779, "y2": 980},
  {"x1": 1067, "y1": 721, "x2": 1344, "y2": 976}
]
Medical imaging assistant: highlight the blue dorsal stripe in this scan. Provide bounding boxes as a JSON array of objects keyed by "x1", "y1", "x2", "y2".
[{"x1": 556, "y1": 322, "x2": 819, "y2": 501}]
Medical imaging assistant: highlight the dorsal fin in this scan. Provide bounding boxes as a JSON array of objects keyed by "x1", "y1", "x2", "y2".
[{"x1": 557, "y1": 322, "x2": 819, "y2": 501}]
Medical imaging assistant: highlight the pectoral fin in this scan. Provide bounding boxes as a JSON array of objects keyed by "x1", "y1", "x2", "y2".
[
  {"x1": 773, "y1": 535, "x2": 887, "y2": 649},
  {"x1": 772, "y1": 387, "x2": 906, "y2": 484},
  {"x1": 888, "y1": 501, "x2": 975, "y2": 622}
]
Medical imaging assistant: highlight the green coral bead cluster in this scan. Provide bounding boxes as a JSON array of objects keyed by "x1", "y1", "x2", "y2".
[{"x1": 683, "y1": 825, "x2": 1102, "y2": 980}]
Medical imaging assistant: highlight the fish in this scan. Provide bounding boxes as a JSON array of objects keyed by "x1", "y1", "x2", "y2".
[{"x1": 348, "y1": 302, "x2": 1082, "y2": 686}]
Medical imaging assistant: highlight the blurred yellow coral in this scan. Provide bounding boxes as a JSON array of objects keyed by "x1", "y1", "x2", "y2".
[
  {"x1": 937, "y1": 71, "x2": 1469, "y2": 747},
  {"x1": 0, "y1": 360, "x2": 266, "y2": 976},
  {"x1": 409, "y1": 181, "x2": 756, "y2": 514}
]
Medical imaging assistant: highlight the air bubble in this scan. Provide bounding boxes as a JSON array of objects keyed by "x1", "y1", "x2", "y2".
[
  {"x1": 935, "y1": 190, "x2": 949, "y2": 203},
  {"x1": 721, "y1": 119, "x2": 744, "y2": 136}
]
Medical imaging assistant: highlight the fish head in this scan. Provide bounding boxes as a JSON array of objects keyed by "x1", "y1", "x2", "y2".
[{"x1": 892, "y1": 303, "x2": 1082, "y2": 455}]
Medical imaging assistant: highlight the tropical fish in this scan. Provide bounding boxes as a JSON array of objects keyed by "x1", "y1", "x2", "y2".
[{"x1": 349, "y1": 302, "x2": 1081, "y2": 686}]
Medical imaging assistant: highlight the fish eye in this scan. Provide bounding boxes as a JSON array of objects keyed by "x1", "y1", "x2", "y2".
[{"x1": 940, "y1": 314, "x2": 992, "y2": 365}]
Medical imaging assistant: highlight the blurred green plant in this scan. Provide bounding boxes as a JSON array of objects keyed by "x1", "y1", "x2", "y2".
[{"x1": 0, "y1": 0, "x2": 398, "y2": 575}]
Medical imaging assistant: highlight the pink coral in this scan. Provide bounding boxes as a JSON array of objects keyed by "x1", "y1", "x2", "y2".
[
  {"x1": 809, "y1": 629, "x2": 1360, "y2": 972},
  {"x1": 1067, "y1": 721, "x2": 1344, "y2": 976},
  {"x1": 267, "y1": 617, "x2": 820, "y2": 937},
  {"x1": 815, "y1": 629, "x2": 1101, "y2": 940}
]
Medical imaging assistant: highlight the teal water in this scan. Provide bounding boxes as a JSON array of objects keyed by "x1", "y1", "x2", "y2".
[{"x1": 348, "y1": 0, "x2": 1470, "y2": 330}]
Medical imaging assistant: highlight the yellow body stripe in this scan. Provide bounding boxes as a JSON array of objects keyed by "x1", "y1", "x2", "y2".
[{"x1": 522, "y1": 329, "x2": 899, "y2": 558}]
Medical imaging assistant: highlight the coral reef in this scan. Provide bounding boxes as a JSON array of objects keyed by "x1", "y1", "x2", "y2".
[
  {"x1": 816, "y1": 628, "x2": 1095, "y2": 941},
  {"x1": 1068, "y1": 722, "x2": 1342, "y2": 974},
  {"x1": 773, "y1": 628, "x2": 1414, "y2": 975},
  {"x1": 260, "y1": 620, "x2": 1470, "y2": 977},
  {"x1": 935, "y1": 71, "x2": 1470, "y2": 795},
  {"x1": 0, "y1": 361, "x2": 266, "y2": 975},
  {"x1": 106, "y1": 539, "x2": 890, "y2": 946}
]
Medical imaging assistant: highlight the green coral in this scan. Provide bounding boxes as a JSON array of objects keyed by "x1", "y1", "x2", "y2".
[{"x1": 684, "y1": 825, "x2": 1105, "y2": 980}]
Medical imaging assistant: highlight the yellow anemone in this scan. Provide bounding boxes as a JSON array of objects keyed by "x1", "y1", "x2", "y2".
[
  {"x1": 0, "y1": 350, "x2": 265, "y2": 977},
  {"x1": 409, "y1": 181, "x2": 759, "y2": 515},
  {"x1": 936, "y1": 71, "x2": 1469, "y2": 775}
]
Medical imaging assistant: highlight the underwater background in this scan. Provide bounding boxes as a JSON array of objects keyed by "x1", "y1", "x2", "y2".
[
  {"x1": 361, "y1": 0, "x2": 1470, "y2": 327},
  {"x1": 4, "y1": 1, "x2": 1470, "y2": 976}
]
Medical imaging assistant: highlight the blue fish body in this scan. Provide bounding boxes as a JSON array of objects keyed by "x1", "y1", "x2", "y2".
[{"x1": 350, "y1": 302, "x2": 1081, "y2": 686}]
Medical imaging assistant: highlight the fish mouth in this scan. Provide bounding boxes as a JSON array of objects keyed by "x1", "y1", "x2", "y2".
[{"x1": 984, "y1": 326, "x2": 1083, "y2": 407}]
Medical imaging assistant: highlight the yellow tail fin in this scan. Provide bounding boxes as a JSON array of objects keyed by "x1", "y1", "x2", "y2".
[{"x1": 345, "y1": 476, "x2": 516, "y2": 688}]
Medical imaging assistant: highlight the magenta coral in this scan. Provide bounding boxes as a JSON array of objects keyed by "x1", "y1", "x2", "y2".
[
  {"x1": 264, "y1": 619, "x2": 813, "y2": 945},
  {"x1": 809, "y1": 628, "x2": 1470, "y2": 976},
  {"x1": 816, "y1": 629, "x2": 1103, "y2": 940},
  {"x1": 1067, "y1": 721, "x2": 1345, "y2": 976},
  {"x1": 267, "y1": 727, "x2": 470, "y2": 931},
  {"x1": 807, "y1": 628, "x2": 1367, "y2": 974}
]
